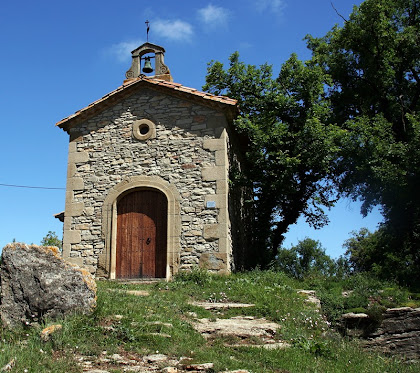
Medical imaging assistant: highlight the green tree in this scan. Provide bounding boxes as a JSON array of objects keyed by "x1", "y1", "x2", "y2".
[
  {"x1": 204, "y1": 53, "x2": 340, "y2": 268},
  {"x1": 40, "y1": 231, "x2": 62, "y2": 250},
  {"x1": 307, "y1": 0, "x2": 420, "y2": 286},
  {"x1": 344, "y1": 227, "x2": 418, "y2": 286},
  {"x1": 275, "y1": 238, "x2": 337, "y2": 279}
]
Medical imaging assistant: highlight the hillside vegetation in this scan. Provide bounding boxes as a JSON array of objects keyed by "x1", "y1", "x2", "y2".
[{"x1": 1, "y1": 270, "x2": 419, "y2": 372}]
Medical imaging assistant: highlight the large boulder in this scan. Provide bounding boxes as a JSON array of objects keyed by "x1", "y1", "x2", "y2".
[{"x1": 0, "y1": 243, "x2": 96, "y2": 327}]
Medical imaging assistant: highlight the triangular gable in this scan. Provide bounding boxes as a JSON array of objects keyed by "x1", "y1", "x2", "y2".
[{"x1": 56, "y1": 77, "x2": 238, "y2": 133}]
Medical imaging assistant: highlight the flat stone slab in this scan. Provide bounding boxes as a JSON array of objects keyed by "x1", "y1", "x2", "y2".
[
  {"x1": 189, "y1": 301, "x2": 255, "y2": 310},
  {"x1": 342, "y1": 312, "x2": 369, "y2": 319},
  {"x1": 126, "y1": 290, "x2": 150, "y2": 296},
  {"x1": 192, "y1": 316, "x2": 279, "y2": 339}
]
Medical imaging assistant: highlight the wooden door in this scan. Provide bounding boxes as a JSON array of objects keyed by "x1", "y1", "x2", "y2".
[{"x1": 116, "y1": 189, "x2": 167, "y2": 278}]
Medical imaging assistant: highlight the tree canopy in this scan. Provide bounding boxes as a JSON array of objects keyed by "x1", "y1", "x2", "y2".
[
  {"x1": 275, "y1": 238, "x2": 341, "y2": 279},
  {"x1": 307, "y1": 0, "x2": 420, "y2": 286},
  {"x1": 204, "y1": 0, "x2": 420, "y2": 285},
  {"x1": 204, "y1": 53, "x2": 340, "y2": 268}
]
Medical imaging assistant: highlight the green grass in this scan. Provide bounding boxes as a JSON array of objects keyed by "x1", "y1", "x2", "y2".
[
  {"x1": 0, "y1": 269, "x2": 418, "y2": 372},
  {"x1": 299, "y1": 272, "x2": 420, "y2": 326}
]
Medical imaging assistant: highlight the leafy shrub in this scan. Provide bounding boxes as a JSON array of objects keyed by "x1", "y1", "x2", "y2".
[
  {"x1": 317, "y1": 290, "x2": 345, "y2": 325},
  {"x1": 173, "y1": 267, "x2": 212, "y2": 286},
  {"x1": 366, "y1": 304, "x2": 386, "y2": 325},
  {"x1": 292, "y1": 336, "x2": 332, "y2": 358},
  {"x1": 347, "y1": 307, "x2": 367, "y2": 314}
]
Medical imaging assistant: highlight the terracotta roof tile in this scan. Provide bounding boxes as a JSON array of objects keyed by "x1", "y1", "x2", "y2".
[{"x1": 56, "y1": 76, "x2": 238, "y2": 131}]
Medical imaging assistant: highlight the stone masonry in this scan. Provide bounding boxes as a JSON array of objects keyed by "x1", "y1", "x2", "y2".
[
  {"x1": 56, "y1": 43, "x2": 244, "y2": 279},
  {"x1": 58, "y1": 81, "x2": 240, "y2": 279}
]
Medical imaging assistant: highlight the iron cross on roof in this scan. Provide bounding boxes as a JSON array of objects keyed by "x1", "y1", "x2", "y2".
[{"x1": 145, "y1": 20, "x2": 150, "y2": 42}]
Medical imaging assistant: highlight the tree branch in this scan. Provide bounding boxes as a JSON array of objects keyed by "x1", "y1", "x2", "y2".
[{"x1": 331, "y1": 2, "x2": 348, "y2": 22}]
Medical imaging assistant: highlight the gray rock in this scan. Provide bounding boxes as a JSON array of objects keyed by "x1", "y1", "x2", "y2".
[
  {"x1": 144, "y1": 354, "x2": 168, "y2": 363},
  {"x1": 161, "y1": 368, "x2": 178, "y2": 373},
  {"x1": 340, "y1": 312, "x2": 371, "y2": 337},
  {"x1": 192, "y1": 316, "x2": 279, "y2": 340},
  {"x1": 182, "y1": 363, "x2": 214, "y2": 371},
  {"x1": 340, "y1": 307, "x2": 420, "y2": 361},
  {"x1": 0, "y1": 243, "x2": 96, "y2": 327},
  {"x1": 297, "y1": 290, "x2": 321, "y2": 309},
  {"x1": 364, "y1": 307, "x2": 420, "y2": 361}
]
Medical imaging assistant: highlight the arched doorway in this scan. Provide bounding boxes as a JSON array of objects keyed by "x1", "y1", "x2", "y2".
[{"x1": 116, "y1": 189, "x2": 168, "y2": 278}]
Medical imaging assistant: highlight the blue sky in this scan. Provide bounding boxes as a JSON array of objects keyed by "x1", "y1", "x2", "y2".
[{"x1": 0, "y1": 0, "x2": 381, "y2": 257}]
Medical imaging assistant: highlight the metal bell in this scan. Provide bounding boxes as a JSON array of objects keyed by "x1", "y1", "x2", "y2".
[{"x1": 142, "y1": 57, "x2": 153, "y2": 74}]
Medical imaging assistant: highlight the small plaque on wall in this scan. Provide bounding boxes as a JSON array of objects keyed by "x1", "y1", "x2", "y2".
[{"x1": 206, "y1": 201, "x2": 216, "y2": 209}]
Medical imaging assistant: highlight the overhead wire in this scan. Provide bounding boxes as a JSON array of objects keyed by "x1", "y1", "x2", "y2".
[{"x1": 0, "y1": 183, "x2": 65, "y2": 190}]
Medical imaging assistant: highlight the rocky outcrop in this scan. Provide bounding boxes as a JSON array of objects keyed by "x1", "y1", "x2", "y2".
[
  {"x1": 0, "y1": 243, "x2": 96, "y2": 327},
  {"x1": 340, "y1": 307, "x2": 420, "y2": 361},
  {"x1": 339, "y1": 312, "x2": 371, "y2": 338},
  {"x1": 364, "y1": 307, "x2": 420, "y2": 361}
]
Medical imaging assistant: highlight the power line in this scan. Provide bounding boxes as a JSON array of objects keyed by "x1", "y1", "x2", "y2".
[{"x1": 0, "y1": 183, "x2": 65, "y2": 190}]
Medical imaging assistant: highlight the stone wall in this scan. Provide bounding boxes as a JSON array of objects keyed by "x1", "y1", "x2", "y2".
[{"x1": 63, "y1": 87, "x2": 234, "y2": 277}]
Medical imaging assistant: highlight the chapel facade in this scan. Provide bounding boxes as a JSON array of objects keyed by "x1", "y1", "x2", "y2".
[{"x1": 56, "y1": 43, "x2": 248, "y2": 280}]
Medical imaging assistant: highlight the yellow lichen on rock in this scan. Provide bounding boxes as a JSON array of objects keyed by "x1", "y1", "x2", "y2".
[
  {"x1": 40, "y1": 324, "x2": 62, "y2": 342},
  {"x1": 42, "y1": 245, "x2": 61, "y2": 257}
]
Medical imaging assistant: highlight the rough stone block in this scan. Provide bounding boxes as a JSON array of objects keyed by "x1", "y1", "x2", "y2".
[
  {"x1": 67, "y1": 177, "x2": 84, "y2": 191},
  {"x1": 68, "y1": 151, "x2": 89, "y2": 164},
  {"x1": 216, "y1": 180, "x2": 228, "y2": 194},
  {"x1": 62, "y1": 243, "x2": 71, "y2": 257},
  {"x1": 203, "y1": 138, "x2": 225, "y2": 151},
  {"x1": 199, "y1": 252, "x2": 227, "y2": 272},
  {"x1": 65, "y1": 202, "x2": 84, "y2": 217},
  {"x1": 64, "y1": 230, "x2": 81, "y2": 244},
  {"x1": 0, "y1": 243, "x2": 96, "y2": 328},
  {"x1": 202, "y1": 166, "x2": 227, "y2": 181},
  {"x1": 215, "y1": 149, "x2": 228, "y2": 166},
  {"x1": 84, "y1": 207, "x2": 95, "y2": 216},
  {"x1": 66, "y1": 163, "x2": 77, "y2": 178},
  {"x1": 203, "y1": 224, "x2": 220, "y2": 240},
  {"x1": 68, "y1": 141, "x2": 77, "y2": 153}
]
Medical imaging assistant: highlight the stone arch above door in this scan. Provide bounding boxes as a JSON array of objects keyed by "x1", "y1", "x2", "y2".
[{"x1": 101, "y1": 176, "x2": 181, "y2": 280}]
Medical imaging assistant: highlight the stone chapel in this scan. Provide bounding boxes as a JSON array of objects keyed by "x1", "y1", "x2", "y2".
[{"x1": 56, "y1": 43, "x2": 248, "y2": 280}]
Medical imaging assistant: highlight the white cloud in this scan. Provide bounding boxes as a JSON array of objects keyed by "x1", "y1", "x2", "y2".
[
  {"x1": 198, "y1": 4, "x2": 230, "y2": 28},
  {"x1": 153, "y1": 19, "x2": 194, "y2": 42},
  {"x1": 255, "y1": 0, "x2": 286, "y2": 13},
  {"x1": 106, "y1": 40, "x2": 142, "y2": 62}
]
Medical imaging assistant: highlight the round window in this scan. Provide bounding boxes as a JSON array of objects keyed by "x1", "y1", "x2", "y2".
[
  {"x1": 139, "y1": 124, "x2": 150, "y2": 135},
  {"x1": 133, "y1": 119, "x2": 156, "y2": 141}
]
